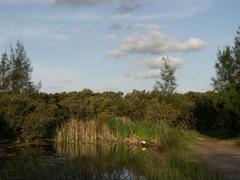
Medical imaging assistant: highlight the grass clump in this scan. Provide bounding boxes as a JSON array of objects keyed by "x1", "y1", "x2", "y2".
[
  {"x1": 56, "y1": 117, "x2": 199, "y2": 151},
  {"x1": 106, "y1": 118, "x2": 159, "y2": 141}
]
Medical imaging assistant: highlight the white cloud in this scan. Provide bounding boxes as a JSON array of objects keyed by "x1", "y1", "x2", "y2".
[
  {"x1": 32, "y1": 63, "x2": 81, "y2": 93},
  {"x1": 0, "y1": 0, "x2": 52, "y2": 4},
  {"x1": 33, "y1": 12, "x2": 157, "y2": 22},
  {"x1": 0, "y1": 0, "x2": 112, "y2": 5},
  {"x1": 117, "y1": 0, "x2": 148, "y2": 14},
  {"x1": 126, "y1": 69, "x2": 161, "y2": 79},
  {"x1": 127, "y1": 56, "x2": 183, "y2": 79},
  {"x1": 54, "y1": 0, "x2": 147, "y2": 14},
  {"x1": 95, "y1": 83, "x2": 119, "y2": 92},
  {"x1": 136, "y1": 56, "x2": 183, "y2": 69},
  {"x1": 53, "y1": 0, "x2": 112, "y2": 6},
  {"x1": 0, "y1": 0, "x2": 212, "y2": 19},
  {"x1": 110, "y1": 23, "x2": 162, "y2": 31},
  {"x1": 32, "y1": 11, "x2": 204, "y2": 22},
  {"x1": 33, "y1": 12, "x2": 103, "y2": 21},
  {"x1": 0, "y1": 23, "x2": 82, "y2": 47},
  {"x1": 46, "y1": 41, "x2": 57, "y2": 48},
  {"x1": 107, "y1": 31, "x2": 206, "y2": 58},
  {"x1": 104, "y1": 34, "x2": 116, "y2": 41}
]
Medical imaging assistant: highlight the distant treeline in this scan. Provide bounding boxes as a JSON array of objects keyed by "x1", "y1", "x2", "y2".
[{"x1": 0, "y1": 89, "x2": 239, "y2": 141}]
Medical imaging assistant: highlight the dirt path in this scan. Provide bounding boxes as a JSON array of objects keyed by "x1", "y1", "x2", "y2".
[{"x1": 196, "y1": 139, "x2": 240, "y2": 180}]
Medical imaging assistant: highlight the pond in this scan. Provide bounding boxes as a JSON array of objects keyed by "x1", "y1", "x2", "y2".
[{"x1": 0, "y1": 141, "x2": 217, "y2": 180}]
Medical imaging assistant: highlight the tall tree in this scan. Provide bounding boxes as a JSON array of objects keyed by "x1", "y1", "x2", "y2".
[
  {"x1": 153, "y1": 58, "x2": 177, "y2": 95},
  {"x1": 212, "y1": 46, "x2": 236, "y2": 91},
  {"x1": 233, "y1": 27, "x2": 240, "y2": 86},
  {"x1": 212, "y1": 27, "x2": 240, "y2": 133},
  {"x1": 0, "y1": 52, "x2": 11, "y2": 92},
  {"x1": 212, "y1": 27, "x2": 240, "y2": 91},
  {"x1": 9, "y1": 40, "x2": 34, "y2": 93}
]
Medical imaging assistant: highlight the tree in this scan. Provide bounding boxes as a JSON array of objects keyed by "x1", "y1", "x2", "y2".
[
  {"x1": 212, "y1": 27, "x2": 240, "y2": 91},
  {"x1": 153, "y1": 57, "x2": 177, "y2": 95},
  {"x1": 9, "y1": 40, "x2": 36, "y2": 93},
  {"x1": 211, "y1": 27, "x2": 240, "y2": 133},
  {"x1": 212, "y1": 47, "x2": 236, "y2": 91},
  {"x1": 0, "y1": 52, "x2": 11, "y2": 92},
  {"x1": 233, "y1": 27, "x2": 240, "y2": 86}
]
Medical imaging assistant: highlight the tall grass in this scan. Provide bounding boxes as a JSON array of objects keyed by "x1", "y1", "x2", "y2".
[
  {"x1": 106, "y1": 118, "x2": 159, "y2": 141},
  {"x1": 106, "y1": 118, "x2": 197, "y2": 151},
  {"x1": 56, "y1": 118, "x2": 165, "y2": 146},
  {"x1": 55, "y1": 117, "x2": 198, "y2": 152},
  {"x1": 56, "y1": 119, "x2": 116, "y2": 144}
]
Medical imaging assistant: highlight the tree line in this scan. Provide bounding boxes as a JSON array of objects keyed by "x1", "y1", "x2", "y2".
[
  {"x1": 0, "y1": 40, "x2": 40, "y2": 94},
  {"x1": 0, "y1": 28, "x2": 239, "y2": 142}
]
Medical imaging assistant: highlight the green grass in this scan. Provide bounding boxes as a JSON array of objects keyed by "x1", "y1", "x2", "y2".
[
  {"x1": 106, "y1": 118, "x2": 199, "y2": 149},
  {"x1": 106, "y1": 118, "x2": 159, "y2": 140}
]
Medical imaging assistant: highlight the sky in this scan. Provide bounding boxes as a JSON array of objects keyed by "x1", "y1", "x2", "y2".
[{"x1": 0, "y1": 0, "x2": 239, "y2": 93}]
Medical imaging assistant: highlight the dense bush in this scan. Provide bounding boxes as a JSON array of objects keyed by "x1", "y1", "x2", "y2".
[
  {"x1": 0, "y1": 93, "x2": 69, "y2": 141},
  {"x1": 0, "y1": 89, "x2": 239, "y2": 142}
]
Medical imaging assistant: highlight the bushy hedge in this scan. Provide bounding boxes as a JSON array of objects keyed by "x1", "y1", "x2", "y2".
[
  {"x1": 0, "y1": 93, "x2": 69, "y2": 141},
  {"x1": 0, "y1": 89, "x2": 239, "y2": 141}
]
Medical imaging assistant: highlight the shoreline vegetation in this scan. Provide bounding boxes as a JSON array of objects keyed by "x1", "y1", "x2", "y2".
[
  {"x1": 1, "y1": 118, "x2": 220, "y2": 180},
  {"x1": 55, "y1": 118, "x2": 193, "y2": 149},
  {"x1": 0, "y1": 138, "x2": 219, "y2": 180}
]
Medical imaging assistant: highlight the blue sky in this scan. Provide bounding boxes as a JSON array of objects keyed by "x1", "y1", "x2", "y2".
[{"x1": 0, "y1": 0, "x2": 239, "y2": 93}]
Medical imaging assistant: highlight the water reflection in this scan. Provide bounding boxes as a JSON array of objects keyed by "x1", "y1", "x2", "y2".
[{"x1": 0, "y1": 142, "x2": 147, "y2": 180}]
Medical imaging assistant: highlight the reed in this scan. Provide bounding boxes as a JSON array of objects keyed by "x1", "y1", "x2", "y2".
[
  {"x1": 55, "y1": 117, "x2": 195, "y2": 153},
  {"x1": 56, "y1": 119, "x2": 116, "y2": 144}
]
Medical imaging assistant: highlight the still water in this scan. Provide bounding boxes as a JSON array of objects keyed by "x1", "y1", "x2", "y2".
[
  {"x1": 0, "y1": 141, "x2": 216, "y2": 180},
  {"x1": 0, "y1": 141, "x2": 157, "y2": 180}
]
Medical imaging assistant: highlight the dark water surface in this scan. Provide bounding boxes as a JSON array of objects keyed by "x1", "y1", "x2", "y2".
[
  {"x1": 0, "y1": 141, "x2": 219, "y2": 180},
  {"x1": 0, "y1": 141, "x2": 151, "y2": 180}
]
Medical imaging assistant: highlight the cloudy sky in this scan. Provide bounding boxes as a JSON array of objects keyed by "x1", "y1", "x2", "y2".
[{"x1": 0, "y1": 0, "x2": 239, "y2": 93}]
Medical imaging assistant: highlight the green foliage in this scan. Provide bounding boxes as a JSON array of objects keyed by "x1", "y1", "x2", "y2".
[
  {"x1": 212, "y1": 27, "x2": 240, "y2": 91},
  {"x1": 191, "y1": 91, "x2": 240, "y2": 134},
  {"x1": 131, "y1": 121, "x2": 159, "y2": 140},
  {"x1": 145, "y1": 98, "x2": 180, "y2": 126},
  {"x1": 107, "y1": 118, "x2": 132, "y2": 139},
  {"x1": 107, "y1": 118, "x2": 159, "y2": 140},
  {"x1": 0, "y1": 40, "x2": 40, "y2": 94},
  {"x1": 9, "y1": 40, "x2": 33, "y2": 93},
  {"x1": 0, "y1": 113, "x2": 13, "y2": 141},
  {"x1": 0, "y1": 52, "x2": 11, "y2": 92},
  {"x1": 0, "y1": 93, "x2": 69, "y2": 141},
  {"x1": 212, "y1": 46, "x2": 236, "y2": 90},
  {"x1": 1, "y1": 88, "x2": 239, "y2": 142},
  {"x1": 154, "y1": 58, "x2": 177, "y2": 95},
  {"x1": 211, "y1": 27, "x2": 240, "y2": 134},
  {"x1": 124, "y1": 90, "x2": 149, "y2": 121}
]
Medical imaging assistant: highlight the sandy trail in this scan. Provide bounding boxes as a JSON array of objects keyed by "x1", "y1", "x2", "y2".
[{"x1": 197, "y1": 139, "x2": 240, "y2": 180}]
